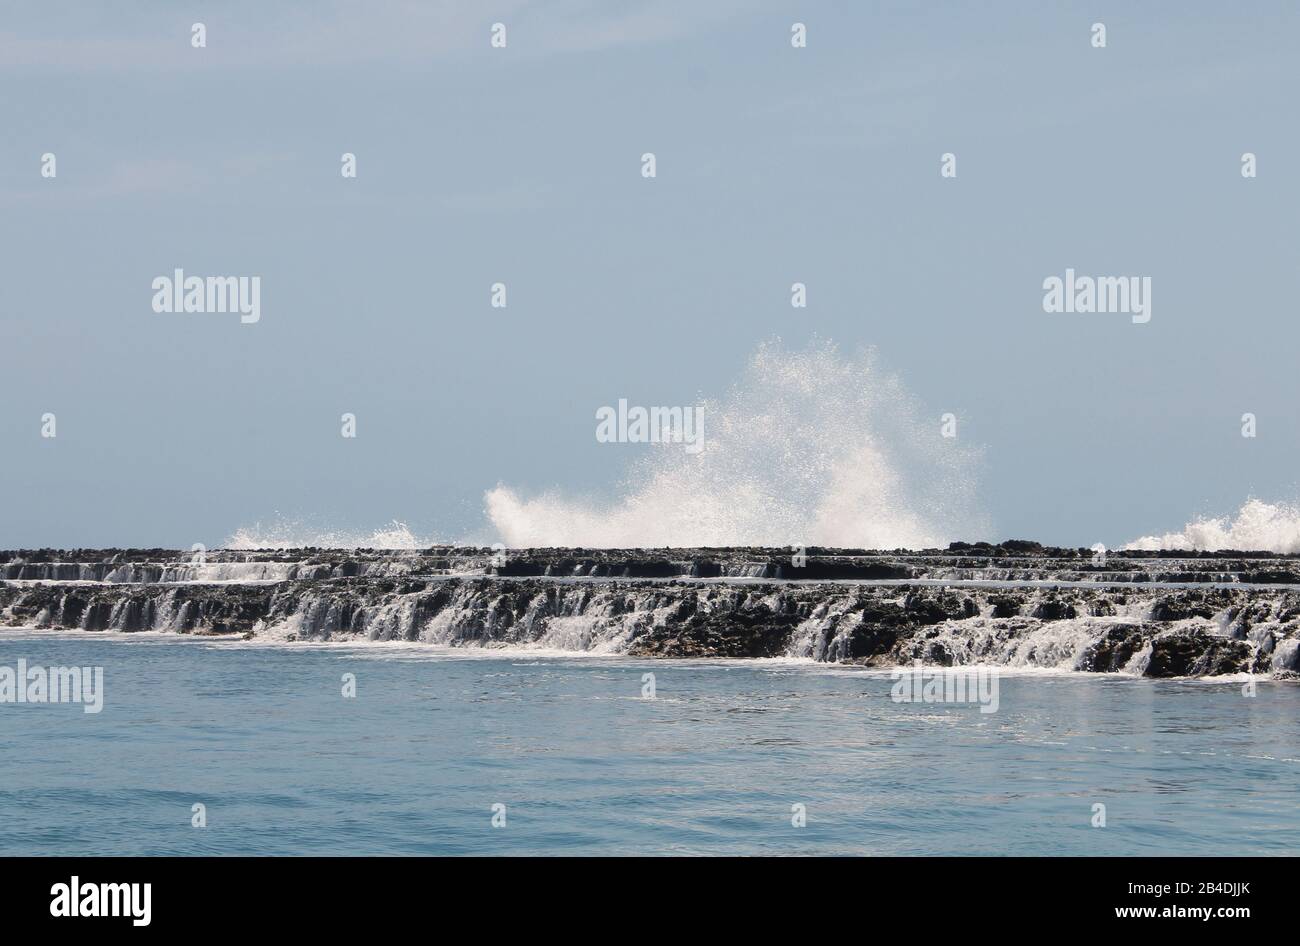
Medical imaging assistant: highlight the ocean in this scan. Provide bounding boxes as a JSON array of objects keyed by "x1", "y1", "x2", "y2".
[{"x1": 2, "y1": 629, "x2": 1296, "y2": 856}]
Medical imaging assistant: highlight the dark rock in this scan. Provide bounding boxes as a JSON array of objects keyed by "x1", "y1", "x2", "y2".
[
  {"x1": 1032, "y1": 597, "x2": 1076, "y2": 621},
  {"x1": 1077, "y1": 625, "x2": 1145, "y2": 672},
  {"x1": 1144, "y1": 629, "x2": 1254, "y2": 677},
  {"x1": 989, "y1": 596, "x2": 1020, "y2": 618},
  {"x1": 2, "y1": 546, "x2": 1298, "y2": 678}
]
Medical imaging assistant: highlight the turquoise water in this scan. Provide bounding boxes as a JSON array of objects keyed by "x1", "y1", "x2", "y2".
[{"x1": 1, "y1": 630, "x2": 1296, "y2": 856}]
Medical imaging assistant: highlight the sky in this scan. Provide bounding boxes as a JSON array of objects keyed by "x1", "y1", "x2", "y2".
[{"x1": 2, "y1": 1, "x2": 1299, "y2": 550}]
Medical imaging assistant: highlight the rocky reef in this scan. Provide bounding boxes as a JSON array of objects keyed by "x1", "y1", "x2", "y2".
[{"x1": 3, "y1": 545, "x2": 1299, "y2": 678}]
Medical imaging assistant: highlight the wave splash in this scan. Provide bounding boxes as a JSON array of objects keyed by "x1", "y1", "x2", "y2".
[
  {"x1": 226, "y1": 518, "x2": 427, "y2": 551},
  {"x1": 486, "y1": 339, "x2": 991, "y2": 549},
  {"x1": 1123, "y1": 499, "x2": 1300, "y2": 554}
]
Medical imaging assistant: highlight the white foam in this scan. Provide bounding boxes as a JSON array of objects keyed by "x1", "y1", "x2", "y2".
[
  {"x1": 1123, "y1": 498, "x2": 1300, "y2": 553},
  {"x1": 486, "y1": 339, "x2": 991, "y2": 548},
  {"x1": 225, "y1": 518, "x2": 428, "y2": 550}
]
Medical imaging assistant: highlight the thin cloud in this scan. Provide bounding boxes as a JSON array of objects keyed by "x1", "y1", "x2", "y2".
[{"x1": 0, "y1": 1, "x2": 752, "y2": 73}]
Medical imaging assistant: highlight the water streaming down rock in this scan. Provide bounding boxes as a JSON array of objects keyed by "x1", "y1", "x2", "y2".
[{"x1": 4, "y1": 546, "x2": 1300, "y2": 678}]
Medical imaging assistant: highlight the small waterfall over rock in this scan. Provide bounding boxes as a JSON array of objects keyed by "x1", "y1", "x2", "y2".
[{"x1": 4, "y1": 545, "x2": 1300, "y2": 678}]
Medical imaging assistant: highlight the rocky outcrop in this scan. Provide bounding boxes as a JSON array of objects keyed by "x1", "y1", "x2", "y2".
[{"x1": 3, "y1": 546, "x2": 1300, "y2": 678}]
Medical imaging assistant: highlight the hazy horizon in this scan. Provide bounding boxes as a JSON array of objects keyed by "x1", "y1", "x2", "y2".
[{"x1": 3, "y1": 2, "x2": 1299, "y2": 551}]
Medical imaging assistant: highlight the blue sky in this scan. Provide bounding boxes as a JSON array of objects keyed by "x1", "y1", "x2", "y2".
[{"x1": 2, "y1": 2, "x2": 1298, "y2": 549}]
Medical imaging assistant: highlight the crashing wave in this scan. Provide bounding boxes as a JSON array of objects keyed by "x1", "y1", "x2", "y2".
[
  {"x1": 1124, "y1": 499, "x2": 1300, "y2": 554},
  {"x1": 485, "y1": 339, "x2": 990, "y2": 549},
  {"x1": 225, "y1": 518, "x2": 429, "y2": 551}
]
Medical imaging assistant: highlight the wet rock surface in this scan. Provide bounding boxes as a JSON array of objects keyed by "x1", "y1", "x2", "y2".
[{"x1": 3, "y1": 546, "x2": 1300, "y2": 677}]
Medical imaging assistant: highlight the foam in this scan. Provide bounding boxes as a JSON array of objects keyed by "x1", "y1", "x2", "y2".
[
  {"x1": 1123, "y1": 498, "x2": 1300, "y2": 554},
  {"x1": 224, "y1": 518, "x2": 426, "y2": 550},
  {"x1": 486, "y1": 339, "x2": 991, "y2": 548}
]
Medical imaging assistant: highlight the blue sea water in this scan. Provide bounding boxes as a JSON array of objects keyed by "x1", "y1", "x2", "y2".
[{"x1": 0, "y1": 629, "x2": 1296, "y2": 856}]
